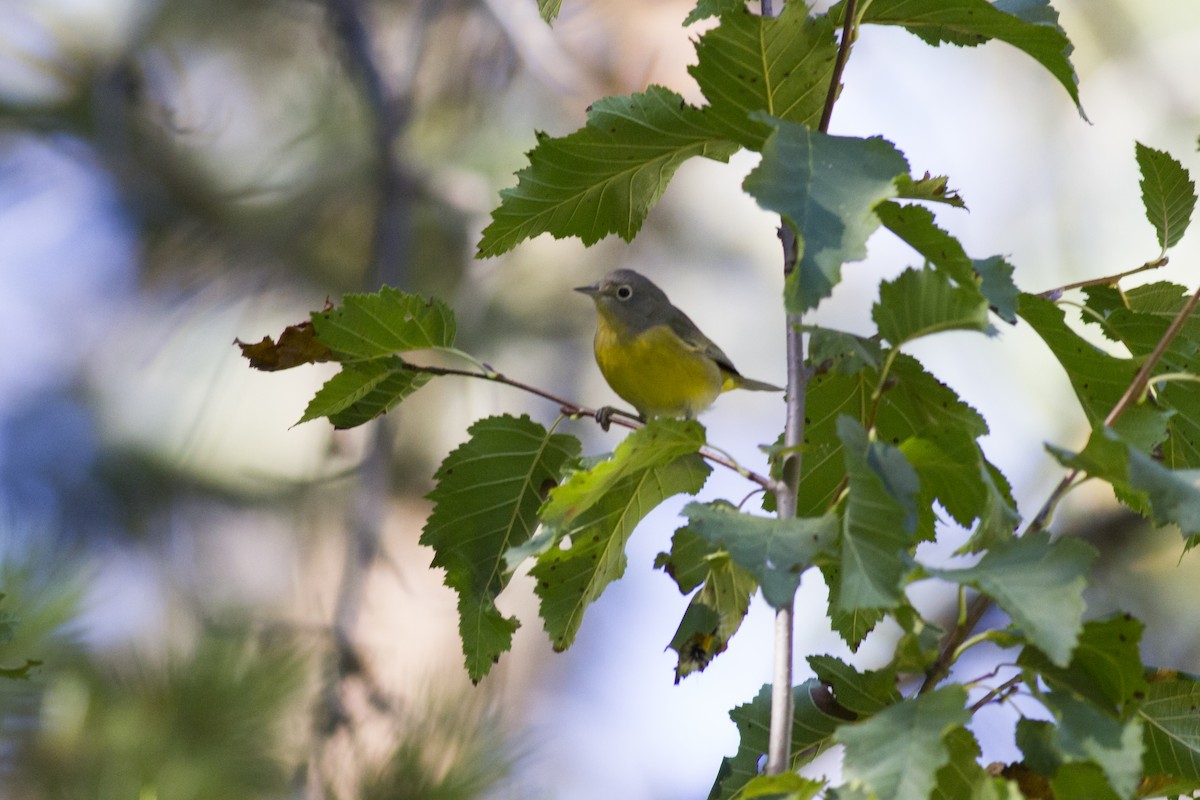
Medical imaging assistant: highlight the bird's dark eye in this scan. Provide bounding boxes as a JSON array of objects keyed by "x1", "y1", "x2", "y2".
[{"x1": 616, "y1": 285, "x2": 633, "y2": 300}]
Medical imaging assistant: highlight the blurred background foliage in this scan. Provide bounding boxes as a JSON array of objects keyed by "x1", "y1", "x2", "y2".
[{"x1": 2, "y1": 0, "x2": 1200, "y2": 798}]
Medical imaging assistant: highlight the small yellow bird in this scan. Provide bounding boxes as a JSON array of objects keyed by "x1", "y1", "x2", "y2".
[{"x1": 575, "y1": 269, "x2": 782, "y2": 420}]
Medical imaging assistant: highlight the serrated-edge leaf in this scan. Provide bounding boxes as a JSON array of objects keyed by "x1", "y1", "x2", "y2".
[
  {"x1": 874, "y1": 266, "x2": 991, "y2": 346},
  {"x1": 849, "y1": 0, "x2": 1085, "y2": 117},
  {"x1": 1136, "y1": 141, "x2": 1197, "y2": 252},
  {"x1": 689, "y1": 3, "x2": 839, "y2": 149},
  {"x1": 322, "y1": 362, "x2": 432, "y2": 429},
  {"x1": 537, "y1": 0, "x2": 561, "y2": 23},
  {"x1": 684, "y1": 0, "x2": 744, "y2": 26},
  {"x1": 876, "y1": 201, "x2": 1019, "y2": 324},
  {"x1": 1049, "y1": 425, "x2": 1200, "y2": 539},
  {"x1": 837, "y1": 685, "x2": 971, "y2": 800},
  {"x1": 1040, "y1": 690, "x2": 1144, "y2": 798},
  {"x1": 931, "y1": 726, "x2": 992, "y2": 800},
  {"x1": 709, "y1": 680, "x2": 848, "y2": 800},
  {"x1": 532, "y1": 453, "x2": 710, "y2": 651},
  {"x1": 1017, "y1": 615, "x2": 1147, "y2": 716},
  {"x1": 421, "y1": 415, "x2": 582, "y2": 681},
  {"x1": 541, "y1": 418, "x2": 706, "y2": 527},
  {"x1": 680, "y1": 501, "x2": 837, "y2": 609},
  {"x1": 311, "y1": 286, "x2": 455, "y2": 361},
  {"x1": 745, "y1": 125, "x2": 909, "y2": 313},
  {"x1": 667, "y1": 552, "x2": 757, "y2": 682},
  {"x1": 1017, "y1": 293, "x2": 1138, "y2": 425},
  {"x1": 477, "y1": 86, "x2": 738, "y2": 256},
  {"x1": 927, "y1": 531, "x2": 1096, "y2": 666},
  {"x1": 808, "y1": 654, "x2": 901, "y2": 716},
  {"x1": 837, "y1": 416, "x2": 921, "y2": 611},
  {"x1": 1140, "y1": 678, "x2": 1200, "y2": 785}
]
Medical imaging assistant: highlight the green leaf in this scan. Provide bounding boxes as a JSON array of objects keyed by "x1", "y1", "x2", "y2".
[
  {"x1": 1140, "y1": 677, "x2": 1200, "y2": 791},
  {"x1": 745, "y1": 125, "x2": 909, "y2": 313},
  {"x1": 665, "y1": 553, "x2": 757, "y2": 682},
  {"x1": 836, "y1": 416, "x2": 920, "y2": 611},
  {"x1": 875, "y1": 201, "x2": 1019, "y2": 323},
  {"x1": 1048, "y1": 426, "x2": 1200, "y2": 539},
  {"x1": 533, "y1": 441, "x2": 710, "y2": 651},
  {"x1": 477, "y1": 87, "x2": 737, "y2": 256},
  {"x1": 837, "y1": 686, "x2": 970, "y2": 800},
  {"x1": 891, "y1": 604, "x2": 944, "y2": 674},
  {"x1": 974, "y1": 256, "x2": 1021, "y2": 326},
  {"x1": 1017, "y1": 293, "x2": 1138, "y2": 425},
  {"x1": 1050, "y1": 764, "x2": 1122, "y2": 800},
  {"x1": 874, "y1": 266, "x2": 991, "y2": 346},
  {"x1": 311, "y1": 286, "x2": 455, "y2": 360},
  {"x1": 684, "y1": 0, "x2": 744, "y2": 26},
  {"x1": 1135, "y1": 141, "x2": 1197, "y2": 252},
  {"x1": 300, "y1": 358, "x2": 431, "y2": 428},
  {"x1": 655, "y1": 525, "x2": 716, "y2": 594},
  {"x1": 847, "y1": 0, "x2": 1085, "y2": 117},
  {"x1": 1039, "y1": 690, "x2": 1144, "y2": 799},
  {"x1": 537, "y1": 0, "x2": 561, "y2": 23},
  {"x1": 913, "y1": 428, "x2": 1019, "y2": 546},
  {"x1": 797, "y1": 351, "x2": 988, "y2": 521},
  {"x1": 819, "y1": 561, "x2": 886, "y2": 651},
  {"x1": 680, "y1": 501, "x2": 837, "y2": 609},
  {"x1": 1017, "y1": 615, "x2": 1147, "y2": 717},
  {"x1": 808, "y1": 329, "x2": 883, "y2": 374},
  {"x1": 690, "y1": 3, "x2": 838, "y2": 149},
  {"x1": 927, "y1": 531, "x2": 1096, "y2": 666},
  {"x1": 541, "y1": 418, "x2": 706, "y2": 526},
  {"x1": 421, "y1": 415, "x2": 582, "y2": 681},
  {"x1": 931, "y1": 727, "x2": 999, "y2": 800},
  {"x1": 807, "y1": 655, "x2": 900, "y2": 716},
  {"x1": 894, "y1": 172, "x2": 967, "y2": 208},
  {"x1": 709, "y1": 681, "x2": 849, "y2": 800},
  {"x1": 739, "y1": 773, "x2": 824, "y2": 799}
]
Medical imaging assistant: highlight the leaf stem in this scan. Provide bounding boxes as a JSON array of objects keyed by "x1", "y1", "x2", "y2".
[
  {"x1": 1037, "y1": 256, "x2": 1168, "y2": 299},
  {"x1": 968, "y1": 674, "x2": 1023, "y2": 714}
]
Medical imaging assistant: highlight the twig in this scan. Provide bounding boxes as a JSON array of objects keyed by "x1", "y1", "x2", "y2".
[
  {"x1": 1103, "y1": 282, "x2": 1200, "y2": 427},
  {"x1": 818, "y1": 0, "x2": 859, "y2": 133},
  {"x1": 969, "y1": 674, "x2": 1023, "y2": 714},
  {"x1": 1037, "y1": 256, "x2": 1169, "y2": 299},
  {"x1": 401, "y1": 362, "x2": 783, "y2": 493}
]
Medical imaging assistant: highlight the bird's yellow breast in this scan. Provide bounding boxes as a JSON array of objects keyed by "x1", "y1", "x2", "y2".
[{"x1": 593, "y1": 316, "x2": 727, "y2": 419}]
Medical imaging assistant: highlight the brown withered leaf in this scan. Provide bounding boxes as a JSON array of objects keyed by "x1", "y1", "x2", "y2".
[{"x1": 236, "y1": 318, "x2": 333, "y2": 372}]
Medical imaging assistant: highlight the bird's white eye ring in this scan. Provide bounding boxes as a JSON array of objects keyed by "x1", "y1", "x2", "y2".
[{"x1": 616, "y1": 285, "x2": 633, "y2": 300}]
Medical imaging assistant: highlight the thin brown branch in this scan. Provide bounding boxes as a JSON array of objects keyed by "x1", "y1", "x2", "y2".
[
  {"x1": 402, "y1": 363, "x2": 782, "y2": 493},
  {"x1": 1037, "y1": 256, "x2": 1169, "y2": 299},
  {"x1": 919, "y1": 592, "x2": 991, "y2": 694},
  {"x1": 1103, "y1": 281, "x2": 1200, "y2": 427},
  {"x1": 969, "y1": 674, "x2": 1023, "y2": 714},
  {"x1": 819, "y1": 0, "x2": 858, "y2": 134}
]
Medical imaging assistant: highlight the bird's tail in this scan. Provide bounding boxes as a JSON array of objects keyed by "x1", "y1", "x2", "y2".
[{"x1": 733, "y1": 376, "x2": 783, "y2": 393}]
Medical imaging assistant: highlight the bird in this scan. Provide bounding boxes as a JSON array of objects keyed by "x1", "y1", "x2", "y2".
[{"x1": 575, "y1": 269, "x2": 782, "y2": 420}]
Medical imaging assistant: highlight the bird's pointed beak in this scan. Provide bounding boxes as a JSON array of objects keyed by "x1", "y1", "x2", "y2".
[{"x1": 574, "y1": 281, "x2": 600, "y2": 296}]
